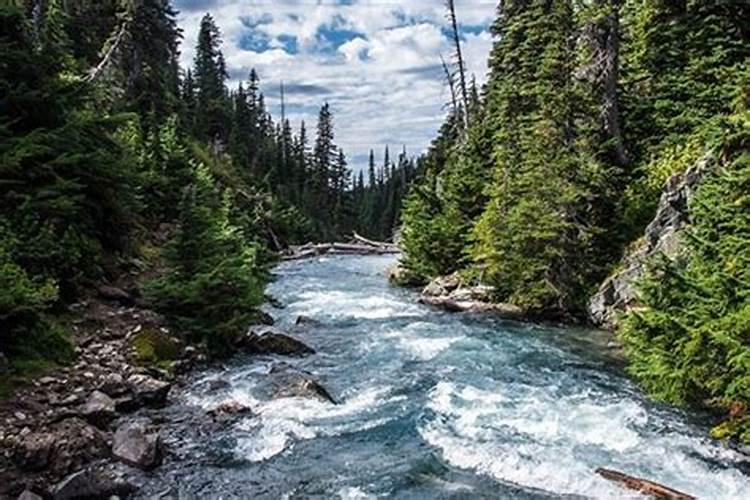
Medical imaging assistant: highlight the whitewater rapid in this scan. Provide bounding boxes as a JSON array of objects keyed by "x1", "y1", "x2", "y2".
[{"x1": 140, "y1": 255, "x2": 749, "y2": 499}]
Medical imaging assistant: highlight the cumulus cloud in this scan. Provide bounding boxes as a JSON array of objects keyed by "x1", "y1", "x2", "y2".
[{"x1": 173, "y1": 0, "x2": 497, "y2": 172}]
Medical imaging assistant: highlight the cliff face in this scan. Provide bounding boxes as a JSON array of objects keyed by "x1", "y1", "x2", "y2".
[{"x1": 588, "y1": 154, "x2": 716, "y2": 329}]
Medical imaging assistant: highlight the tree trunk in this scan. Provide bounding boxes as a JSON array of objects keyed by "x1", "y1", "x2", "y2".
[
  {"x1": 595, "y1": 468, "x2": 696, "y2": 500},
  {"x1": 446, "y1": 0, "x2": 469, "y2": 131},
  {"x1": 580, "y1": 0, "x2": 628, "y2": 166}
]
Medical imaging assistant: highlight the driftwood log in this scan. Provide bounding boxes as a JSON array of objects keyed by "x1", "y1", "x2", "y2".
[
  {"x1": 282, "y1": 234, "x2": 398, "y2": 261},
  {"x1": 595, "y1": 468, "x2": 696, "y2": 500}
]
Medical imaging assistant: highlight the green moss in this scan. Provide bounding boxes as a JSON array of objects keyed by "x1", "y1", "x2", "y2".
[{"x1": 130, "y1": 327, "x2": 181, "y2": 365}]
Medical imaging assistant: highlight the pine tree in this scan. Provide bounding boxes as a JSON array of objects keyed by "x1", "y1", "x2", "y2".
[{"x1": 193, "y1": 13, "x2": 228, "y2": 141}]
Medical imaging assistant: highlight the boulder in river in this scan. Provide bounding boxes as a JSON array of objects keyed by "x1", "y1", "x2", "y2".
[
  {"x1": 207, "y1": 401, "x2": 254, "y2": 422},
  {"x1": 295, "y1": 315, "x2": 321, "y2": 326},
  {"x1": 268, "y1": 365, "x2": 337, "y2": 404},
  {"x1": 10, "y1": 418, "x2": 109, "y2": 475},
  {"x1": 78, "y1": 390, "x2": 117, "y2": 428},
  {"x1": 127, "y1": 374, "x2": 171, "y2": 407},
  {"x1": 112, "y1": 418, "x2": 162, "y2": 469},
  {"x1": 238, "y1": 327, "x2": 315, "y2": 357}
]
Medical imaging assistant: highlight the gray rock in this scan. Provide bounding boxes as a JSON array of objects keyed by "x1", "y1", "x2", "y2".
[
  {"x1": 269, "y1": 366, "x2": 337, "y2": 404},
  {"x1": 207, "y1": 402, "x2": 253, "y2": 422},
  {"x1": 98, "y1": 373, "x2": 128, "y2": 397},
  {"x1": 239, "y1": 327, "x2": 315, "y2": 357},
  {"x1": 588, "y1": 154, "x2": 716, "y2": 329},
  {"x1": 52, "y1": 467, "x2": 135, "y2": 500},
  {"x1": 18, "y1": 490, "x2": 44, "y2": 500},
  {"x1": 422, "y1": 273, "x2": 462, "y2": 297},
  {"x1": 295, "y1": 315, "x2": 320, "y2": 326},
  {"x1": 127, "y1": 374, "x2": 171, "y2": 407},
  {"x1": 112, "y1": 419, "x2": 162, "y2": 469},
  {"x1": 79, "y1": 390, "x2": 116, "y2": 427},
  {"x1": 10, "y1": 418, "x2": 109, "y2": 475}
]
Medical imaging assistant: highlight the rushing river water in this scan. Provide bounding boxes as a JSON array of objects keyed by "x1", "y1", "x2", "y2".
[{"x1": 140, "y1": 255, "x2": 749, "y2": 499}]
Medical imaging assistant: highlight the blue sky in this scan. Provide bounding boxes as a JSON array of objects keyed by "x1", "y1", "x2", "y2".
[{"x1": 174, "y1": 0, "x2": 497, "y2": 172}]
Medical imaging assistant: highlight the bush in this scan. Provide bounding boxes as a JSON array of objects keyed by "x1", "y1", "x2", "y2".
[{"x1": 0, "y1": 230, "x2": 73, "y2": 371}]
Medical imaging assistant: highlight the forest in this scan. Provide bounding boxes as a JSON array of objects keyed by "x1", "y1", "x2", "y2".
[{"x1": 0, "y1": 0, "x2": 748, "y2": 468}]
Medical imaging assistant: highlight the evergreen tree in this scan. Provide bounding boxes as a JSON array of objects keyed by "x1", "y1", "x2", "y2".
[{"x1": 193, "y1": 13, "x2": 228, "y2": 141}]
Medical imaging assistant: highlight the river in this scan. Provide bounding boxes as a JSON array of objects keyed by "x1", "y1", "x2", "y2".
[{"x1": 138, "y1": 255, "x2": 749, "y2": 499}]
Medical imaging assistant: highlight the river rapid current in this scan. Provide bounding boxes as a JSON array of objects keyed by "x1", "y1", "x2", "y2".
[{"x1": 138, "y1": 255, "x2": 749, "y2": 499}]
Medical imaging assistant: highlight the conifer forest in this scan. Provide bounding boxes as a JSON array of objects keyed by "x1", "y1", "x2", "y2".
[{"x1": 0, "y1": 1, "x2": 748, "y2": 498}]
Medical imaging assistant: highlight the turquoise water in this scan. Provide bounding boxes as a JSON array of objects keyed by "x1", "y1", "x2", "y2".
[{"x1": 146, "y1": 255, "x2": 749, "y2": 499}]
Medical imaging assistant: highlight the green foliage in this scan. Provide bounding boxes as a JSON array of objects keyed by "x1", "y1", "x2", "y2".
[
  {"x1": 620, "y1": 112, "x2": 750, "y2": 442},
  {"x1": 130, "y1": 327, "x2": 181, "y2": 365},
  {"x1": 0, "y1": 230, "x2": 73, "y2": 371},
  {"x1": 145, "y1": 161, "x2": 268, "y2": 353}
]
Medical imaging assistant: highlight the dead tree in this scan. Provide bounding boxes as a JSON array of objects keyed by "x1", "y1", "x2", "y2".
[{"x1": 446, "y1": 0, "x2": 470, "y2": 131}]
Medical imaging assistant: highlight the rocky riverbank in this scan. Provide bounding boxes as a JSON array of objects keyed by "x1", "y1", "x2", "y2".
[{"x1": 0, "y1": 286, "x2": 323, "y2": 499}]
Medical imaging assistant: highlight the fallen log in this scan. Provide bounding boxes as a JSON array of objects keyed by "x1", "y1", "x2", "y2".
[
  {"x1": 351, "y1": 232, "x2": 398, "y2": 251},
  {"x1": 282, "y1": 242, "x2": 400, "y2": 261},
  {"x1": 595, "y1": 468, "x2": 696, "y2": 500}
]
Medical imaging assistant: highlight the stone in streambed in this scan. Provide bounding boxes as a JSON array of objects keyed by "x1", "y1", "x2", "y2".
[
  {"x1": 112, "y1": 418, "x2": 162, "y2": 469},
  {"x1": 295, "y1": 315, "x2": 321, "y2": 326},
  {"x1": 238, "y1": 327, "x2": 315, "y2": 357},
  {"x1": 207, "y1": 402, "x2": 254, "y2": 422}
]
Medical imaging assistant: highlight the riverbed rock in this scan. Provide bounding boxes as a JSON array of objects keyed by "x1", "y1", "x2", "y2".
[
  {"x1": 207, "y1": 402, "x2": 253, "y2": 422},
  {"x1": 127, "y1": 374, "x2": 171, "y2": 407},
  {"x1": 112, "y1": 419, "x2": 162, "y2": 469},
  {"x1": 268, "y1": 366, "x2": 337, "y2": 404},
  {"x1": 239, "y1": 327, "x2": 315, "y2": 357},
  {"x1": 10, "y1": 418, "x2": 109, "y2": 474},
  {"x1": 588, "y1": 154, "x2": 715, "y2": 329},
  {"x1": 51, "y1": 467, "x2": 135, "y2": 500},
  {"x1": 294, "y1": 315, "x2": 321, "y2": 327},
  {"x1": 78, "y1": 390, "x2": 117, "y2": 428}
]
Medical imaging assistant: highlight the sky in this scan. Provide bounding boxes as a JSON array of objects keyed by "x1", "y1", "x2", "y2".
[{"x1": 173, "y1": 0, "x2": 497, "y2": 172}]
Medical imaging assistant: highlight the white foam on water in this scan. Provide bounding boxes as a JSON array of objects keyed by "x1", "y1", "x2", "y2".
[
  {"x1": 290, "y1": 290, "x2": 422, "y2": 320},
  {"x1": 337, "y1": 486, "x2": 376, "y2": 499},
  {"x1": 382, "y1": 323, "x2": 464, "y2": 361},
  {"x1": 419, "y1": 381, "x2": 750, "y2": 499},
  {"x1": 233, "y1": 385, "x2": 404, "y2": 463}
]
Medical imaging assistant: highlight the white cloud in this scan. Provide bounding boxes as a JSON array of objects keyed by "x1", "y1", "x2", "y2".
[{"x1": 174, "y1": 0, "x2": 498, "y2": 172}]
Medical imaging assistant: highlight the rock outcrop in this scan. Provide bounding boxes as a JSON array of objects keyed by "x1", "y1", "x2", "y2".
[{"x1": 588, "y1": 154, "x2": 715, "y2": 329}]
